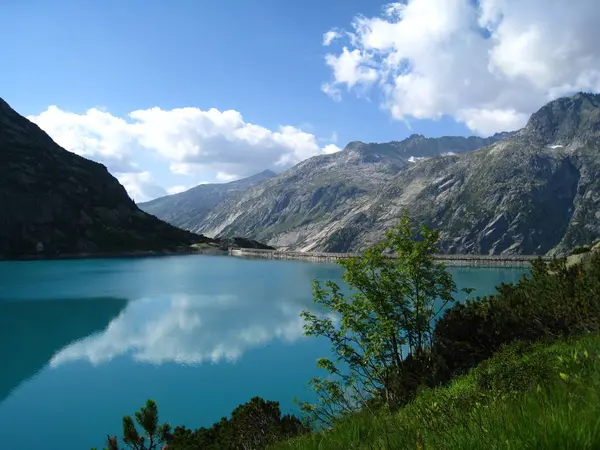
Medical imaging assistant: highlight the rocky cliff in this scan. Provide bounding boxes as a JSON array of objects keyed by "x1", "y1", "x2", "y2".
[
  {"x1": 0, "y1": 97, "x2": 212, "y2": 258},
  {"x1": 193, "y1": 134, "x2": 506, "y2": 246},
  {"x1": 193, "y1": 93, "x2": 600, "y2": 255},
  {"x1": 138, "y1": 169, "x2": 276, "y2": 229}
]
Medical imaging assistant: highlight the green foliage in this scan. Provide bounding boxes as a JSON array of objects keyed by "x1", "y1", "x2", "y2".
[
  {"x1": 270, "y1": 333, "x2": 600, "y2": 450},
  {"x1": 169, "y1": 397, "x2": 308, "y2": 450},
  {"x1": 94, "y1": 219, "x2": 600, "y2": 450},
  {"x1": 433, "y1": 253, "x2": 600, "y2": 381},
  {"x1": 298, "y1": 212, "x2": 467, "y2": 425},
  {"x1": 95, "y1": 397, "x2": 308, "y2": 450},
  {"x1": 91, "y1": 400, "x2": 173, "y2": 450},
  {"x1": 274, "y1": 229, "x2": 600, "y2": 448}
]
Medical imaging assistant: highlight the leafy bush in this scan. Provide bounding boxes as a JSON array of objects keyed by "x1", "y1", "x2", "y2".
[
  {"x1": 271, "y1": 333, "x2": 600, "y2": 450},
  {"x1": 299, "y1": 213, "x2": 467, "y2": 425},
  {"x1": 433, "y1": 254, "x2": 600, "y2": 381}
]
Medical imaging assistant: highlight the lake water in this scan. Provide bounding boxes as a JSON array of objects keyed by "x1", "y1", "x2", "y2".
[{"x1": 0, "y1": 255, "x2": 527, "y2": 450}]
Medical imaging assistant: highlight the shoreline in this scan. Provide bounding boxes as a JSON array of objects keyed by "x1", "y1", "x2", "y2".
[
  {"x1": 0, "y1": 246, "x2": 228, "y2": 262},
  {"x1": 0, "y1": 246, "x2": 556, "y2": 267}
]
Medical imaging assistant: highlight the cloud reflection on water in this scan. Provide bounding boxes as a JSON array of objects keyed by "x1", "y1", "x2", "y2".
[{"x1": 50, "y1": 293, "x2": 330, "y2": 367}]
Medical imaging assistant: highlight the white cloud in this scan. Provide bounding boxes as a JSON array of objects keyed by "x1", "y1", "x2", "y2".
[
  {"x1": 216, "y1": 172, "x2": 239, "y2": 182},
  {"x1": 324, "y1": 47, "x2": 379, "y2": 89},
  {"x1": 322, "y1": 144, "x2": 342, "y2": 154},
  {"x1": 116, "y1": 172, "x2": 167, "y2": 203},
  {"x1": 28, "y1": 106, "x2": 341, "y2": 202},
  {"x1": 28, "y1": 106, "x2": 138, "y2": 173},
  {"x1": 166, "y1": 185, "x2": 188, "y2": 195},
  {"x1": 321, "y1": 0, "x2": 600, "y2": 135},
  {"x1": 323, "y1": 30, "x2": 342, "y2": 46},
  {"x1": 321, "y1": 82, "x2": 343, "y2": 102}
]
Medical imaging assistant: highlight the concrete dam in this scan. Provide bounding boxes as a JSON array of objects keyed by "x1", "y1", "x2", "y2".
[{"x1": 228, "y1": 248, "x2": 553, "y2": 267}]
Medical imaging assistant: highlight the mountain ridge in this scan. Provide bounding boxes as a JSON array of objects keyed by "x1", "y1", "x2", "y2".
[
  {"x1": 138, "y1": 169, "x2": 276, "y2": 229},
  {"x1": 193, "y1": 93, "x2": 600, "y2": 255},
  {"x1": 148, "y1": 132, "x2": 507, "y2": 238}
]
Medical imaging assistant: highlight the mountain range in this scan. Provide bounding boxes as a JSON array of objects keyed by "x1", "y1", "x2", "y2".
[
  {"x1": 138, "y1": 133, "x2": 510, "y2": 240},
  {"x1": 141, "y1": 93, "x2": 600, "y2": 256},
  {"x1": 139, "y1": 169, "x2": 276, "y2": 230}
]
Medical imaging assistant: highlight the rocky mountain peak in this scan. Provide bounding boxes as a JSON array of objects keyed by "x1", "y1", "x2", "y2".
[
  {"x1": 525, "y1": 92, "x2": 600, "y2": 145},
  {"x1": 343, "y1": 141, "x2": 365, "y2": 151},
  {"x1": 406, "y1": 133, "x2": 426, "y2": 141},
  {"x1": 244, "y1": 169, "x2": 276, "y2": 182},
  {"x1": 185, "y1": 94, "x2": 600, "y2": 255}
]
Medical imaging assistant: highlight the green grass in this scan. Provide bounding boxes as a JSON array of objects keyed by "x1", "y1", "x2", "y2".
[{"x1": 270, "y1": 333, "x2": 600, "y2": 450}]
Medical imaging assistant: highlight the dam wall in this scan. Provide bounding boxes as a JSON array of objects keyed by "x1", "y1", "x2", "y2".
[{"x1": 228, "y1": 248, "x2": 553, "y2": 267}]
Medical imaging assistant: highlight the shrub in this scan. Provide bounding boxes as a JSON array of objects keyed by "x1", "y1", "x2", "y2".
[
  {"x1": 299, "y1": 213, "x2": 467, "y2": 425},
  {"x1": 94, "y1": 397, "x2": 308, "y2": 450},
  {"x1": 433, "y1": 253, "x2": 600, "y2": 381}
]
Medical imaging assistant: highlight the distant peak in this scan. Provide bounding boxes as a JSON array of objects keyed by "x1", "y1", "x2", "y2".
[
  {"x1": 221, "y1": 169, "x2": 276, "y2": 187},
  {"x1": 525, "y1": 91, "x2": 600, "y2": 143},
  {"x1": 343, "y1": 141, "x2": 366, "y2": 151},
  {"x1": 571, "y1": 91, "x2": 600, "y2": 101},
  {"x1": 245, "y1": 169, "x2": 276, "y2": 180}
]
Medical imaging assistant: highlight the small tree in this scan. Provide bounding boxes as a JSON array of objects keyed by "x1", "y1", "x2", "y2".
[
  {"x1": 97, "y1": 397, "x2": 308, "y2": 450},
  {"x1": 92, "y1": 400, "x2": 173, "y2": 450},
  {"x1": 228, "y1": 397, "x2": 309, "y2": 449},
  {"x1": 299, "y1": 213, "x2": 467, "y2": 425}
]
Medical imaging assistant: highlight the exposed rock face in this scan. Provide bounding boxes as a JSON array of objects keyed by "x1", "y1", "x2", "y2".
[
  {"x1": 138, "y1": 170, "x2": 276, "y2": 229},
  {"x1": 0, "y1": 97, "x2": 210, "y2": 258},
  {"x1": 191, "y1": 93, "x2": 600, "y2": 255},
  {"x1": 192, "y1": 134, "x2": 507, "y2": 248}
]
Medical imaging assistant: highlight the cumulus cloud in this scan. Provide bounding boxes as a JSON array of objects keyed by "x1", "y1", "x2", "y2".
[
  {"x1": 117, "y1": 172, "x2": 167, "y2": 202},
  {"x1": 166, "y1": 185, "x2": 189, "y2": 195},
  {"x1": 322, "y1": 144, "x2": 342, "y2": 154},
  {"x1": 28, "y1": 106, "x2": 139, "y2": 173},
  {"x1": 323, "y1": 47, "x2": 379, "y2": 95},
  {"x1": 28, "y1": 106, "x2": 341, "y2": 202},
  {"x1": 321, "y1": 0, "x2": 600, "y2": 135},
  {"x1": 322, "y1": 30, "x2": 342, "y2": 46}
]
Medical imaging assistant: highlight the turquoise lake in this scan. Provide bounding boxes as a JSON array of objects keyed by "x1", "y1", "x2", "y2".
[{"x1": 0, "y1": 255, "x2": 527, "y2": 450}]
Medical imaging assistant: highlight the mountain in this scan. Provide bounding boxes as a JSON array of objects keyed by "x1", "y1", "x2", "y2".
[
  {"x1": 0, "y1": 97, "x2": 214, "y2": 258},
  {"x1": 195, "y1": 93, "x2": 600, "y2": 255},
  {"x1": 194, "y1": 132, "x2": 509, "y2": 248},
  {"x1": 138, "y1": 169, "x2": 276, "y2": 230}
]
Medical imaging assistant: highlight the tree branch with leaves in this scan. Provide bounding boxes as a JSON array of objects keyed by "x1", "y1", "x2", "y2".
[{"x1": 298, "y1": 213, "x2": 472, "y2": 426}]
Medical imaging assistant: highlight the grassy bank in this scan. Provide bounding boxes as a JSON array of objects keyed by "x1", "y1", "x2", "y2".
[{"x1": 271, "y1": 332, "x2": 600, "y2": 450}]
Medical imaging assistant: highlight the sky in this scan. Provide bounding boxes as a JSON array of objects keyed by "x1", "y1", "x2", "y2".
[{"x1": 2, "y1": 0, "x2": 600, "y2": 202}]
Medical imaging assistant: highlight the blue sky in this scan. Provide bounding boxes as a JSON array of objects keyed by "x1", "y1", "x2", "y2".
[
  {"x1": 2, "y1": 0, "x2": 600, "y2": 201},
  {"x1": 2, "y1": 0, "x2": 468, "y2": 138}
]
